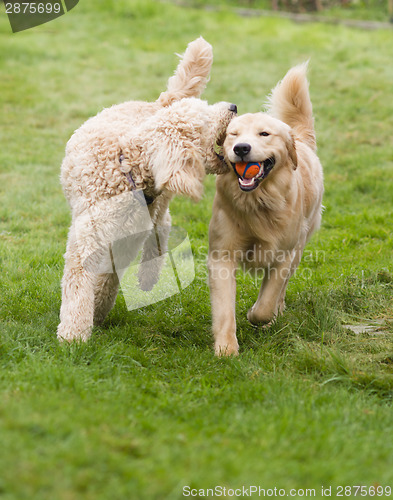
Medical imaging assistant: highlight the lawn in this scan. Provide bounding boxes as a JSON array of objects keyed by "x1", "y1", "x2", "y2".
[
  {"x1": 1, "y1": 1, "x2": 393, "y2": 498},
  {"x1": 180, "y1": 0, "x2": 392, "y2": 22}
]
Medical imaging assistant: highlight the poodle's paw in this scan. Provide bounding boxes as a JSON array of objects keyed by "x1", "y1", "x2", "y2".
[
  {"x1": 93, "y1": 314, "x2": 106, "y2": 327},
  {"x1": 57, "y1": 323, "x2": 91, "y2": 343},
  {"x1": 138, "y1": 257, "x2": 163, "y2": 291},
  {"x1": 138, "y1": 270, "x2": 159, "y2": 292}
]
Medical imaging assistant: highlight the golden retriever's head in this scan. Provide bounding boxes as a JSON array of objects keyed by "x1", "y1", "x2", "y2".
[{"x1": 223, "y1": 113, "x2": 297, "y2": 192}]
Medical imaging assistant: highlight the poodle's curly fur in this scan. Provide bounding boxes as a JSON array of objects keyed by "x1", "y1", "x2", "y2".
[{"x1": 57, "y1": 37, "x2": 236, "y2": 342}]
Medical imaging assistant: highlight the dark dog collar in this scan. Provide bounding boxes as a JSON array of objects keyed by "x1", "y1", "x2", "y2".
[{"x1": 120, "y1": 154, "x2": 155, "y2": 205}]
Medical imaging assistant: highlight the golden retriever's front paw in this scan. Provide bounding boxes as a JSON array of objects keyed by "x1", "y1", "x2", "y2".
[
  {"x1": 247, "y1": 307, "x2": 274, "y2": 327},
  {"x1": 214, "y1": 341, "x2": 239, "y2": 357}
]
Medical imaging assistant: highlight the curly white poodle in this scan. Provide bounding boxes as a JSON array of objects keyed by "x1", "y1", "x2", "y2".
[{"x1": 57, "y1": 37, "x2": 236, "y2": 342}]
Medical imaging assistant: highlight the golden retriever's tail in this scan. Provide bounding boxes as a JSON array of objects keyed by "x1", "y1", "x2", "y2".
[
  {"x1": 267, "y1": 62, "x2": 316, "y2": 151},
  {"x1": 157, "y1": 37, "x2": 213, "y2": 107}
]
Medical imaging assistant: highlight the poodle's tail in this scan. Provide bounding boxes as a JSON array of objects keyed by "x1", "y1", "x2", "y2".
[
  {"x1": 157, "y1": 37, "x2": 213, "y2": 106},
  {"x1": 267, "y1": 61, "x2": 316, "y2": 151}
]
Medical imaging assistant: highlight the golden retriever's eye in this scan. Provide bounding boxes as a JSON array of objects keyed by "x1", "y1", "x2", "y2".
[
  {"x1": 229, "y1": 132, "x2": 238, "y2": 137},
  {"x1": 259, "y1": 131, "x2": 270, "y2": 137}
]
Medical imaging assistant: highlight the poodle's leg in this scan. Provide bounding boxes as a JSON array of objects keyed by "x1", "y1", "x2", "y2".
[
  {"x1": 93, "y1": 201, "x2": 172, "y2": 319},
  {"x1": 93, "y1": 272, "x2": 120, "y2": 326},
  {"x1": 208, "y1": 253, "x2": 238, "y2": 356},
  {"x1": 138, "y1": 225, "x2": 171, "y2": 291},
  {"x1": 93, "y1": 225, "x2": 159, "y2": 323},
  {"x1": 138, "y1": 203, "x2": 171, "y2": 291},
  {"x1": 57, "y1": 224, "x2": 97, "y2": 342}
]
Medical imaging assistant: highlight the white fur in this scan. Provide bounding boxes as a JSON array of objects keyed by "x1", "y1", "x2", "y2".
[{"x1": 57, "y1": 38, "x2": 235, "y2": 342}]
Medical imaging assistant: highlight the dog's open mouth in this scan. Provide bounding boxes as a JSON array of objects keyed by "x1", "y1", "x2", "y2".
[{"x1": 231, "y1": 157, "x2": 276, "y2": 191}]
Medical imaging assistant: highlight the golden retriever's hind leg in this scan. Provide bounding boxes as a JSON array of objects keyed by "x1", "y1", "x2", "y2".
[{"x1": 208, "y1": 256, "x2": 239, "y2": 356}]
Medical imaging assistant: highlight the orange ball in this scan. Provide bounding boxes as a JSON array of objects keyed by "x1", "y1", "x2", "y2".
[{"x1": 235, "y1": 162, "x2": 261, "y2": 179}]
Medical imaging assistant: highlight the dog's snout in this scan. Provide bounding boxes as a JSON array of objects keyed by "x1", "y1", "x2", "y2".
[
  {"x1": 229, "y1": 103, "x2": 237, "y2": 114},
  {"x1": 233, "y1": 143, "x2": 251, "y2": 159}
]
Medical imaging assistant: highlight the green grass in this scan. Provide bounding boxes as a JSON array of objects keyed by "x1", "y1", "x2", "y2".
[
  {"x1": 179, "y1": 0, "x2": 392, "y2": 22},
  {"x1": 1, "y1": 1, "x2": 393, "y2": 498}
]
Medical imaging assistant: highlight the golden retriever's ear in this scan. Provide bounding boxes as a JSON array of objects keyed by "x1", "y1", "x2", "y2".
[
  {"x1": 287, "y1": 130, "x2": 298, "y2": 169},
  {"x1": 153, "y1": 143, "x2": 205, "y2": 201}
]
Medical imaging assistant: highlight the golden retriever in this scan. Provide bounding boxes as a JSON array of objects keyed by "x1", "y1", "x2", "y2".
[{"x1": 208, "y1": 62, "x2": 324, "y2": 356}]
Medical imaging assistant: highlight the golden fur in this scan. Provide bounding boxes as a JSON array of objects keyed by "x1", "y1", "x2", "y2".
[
  {"x1": 208, "y1": 62, "x2": 324, "y2": 356},
  {"x1": 57, "y1": 37, "x2": 235, "y2": 342}
]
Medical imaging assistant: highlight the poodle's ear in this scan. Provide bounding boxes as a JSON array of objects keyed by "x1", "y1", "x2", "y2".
[
  {"x1": 286, "y1": 130, "x2": 298, "y2": 169},
  {"x1": 153, "y1": 143, "x2": 205, "y2": 201}
]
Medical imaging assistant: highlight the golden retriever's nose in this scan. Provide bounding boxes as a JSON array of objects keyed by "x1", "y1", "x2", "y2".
[
  {"x1": 233, "y1": 143, "x2": 251, "y2": 159},
  {"x1": 229, "y1": 103, "x2": 237, "y2": 113}
]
